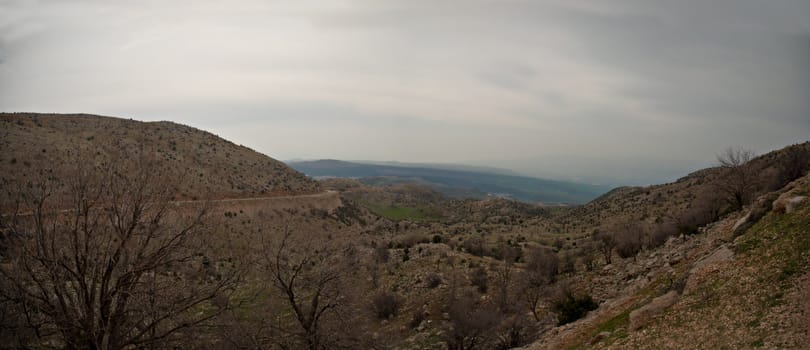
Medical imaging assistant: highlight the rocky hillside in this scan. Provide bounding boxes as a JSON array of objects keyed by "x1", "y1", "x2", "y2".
[
  {"x1": 0, "y1": 113, "x2": 320, "y2": 204},
  {"x1": 546, "y1": 142, "x2": 810, "y2": 237},
  {"x1": 523, "y1": 156, "x2": 810, "y2": 349},
  {"x1": 318, "y1": 143, "x2": 810, "y2": 350}
]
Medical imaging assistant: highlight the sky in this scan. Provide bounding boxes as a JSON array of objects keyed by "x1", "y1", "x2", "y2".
[{"x1": 1, "y1": 0, "x2": 808, "y2": 185}]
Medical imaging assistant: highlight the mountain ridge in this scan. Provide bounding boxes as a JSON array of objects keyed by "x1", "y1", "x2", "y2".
[{"x1": 287, "y1": 159, "x2": 611, "y2": 204}]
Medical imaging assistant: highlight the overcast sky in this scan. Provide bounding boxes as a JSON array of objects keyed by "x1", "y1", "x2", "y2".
[{"x1": 1, "y1": 0, "x2": 808, "y2": 185}]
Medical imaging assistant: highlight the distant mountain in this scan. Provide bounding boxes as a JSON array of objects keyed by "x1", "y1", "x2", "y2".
[
  {"x1": 353, "y1": 160, "x2": 520, "y2": 176},
  {"x1": 0, "y1": 113, "x2": 320, "y2": 202},
  {"x1": 286, "y1": 159, "x2": 611, "y2": 204}
]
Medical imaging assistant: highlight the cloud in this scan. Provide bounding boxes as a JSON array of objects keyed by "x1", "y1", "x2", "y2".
[{"x1": 0, "y1": 0, "x2": 807, "y2": 184}]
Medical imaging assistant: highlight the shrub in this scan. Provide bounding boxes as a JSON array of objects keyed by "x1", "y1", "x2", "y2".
[
  {"x1": 409, "y1": 309, "x2": 427, "y2": 329},
  {"x1": 462, "y1": 236, "x2": 486, "y2": 257},
  {"x1": 372, "y1": 291, "x2": 400, "y2": 320},
  {"x1": 445, "y1": 293, "x2": 501, "y2": 350},
  {"x1": 432, "y1": 234, "x2": 443, "y2": 244},
  {"x1": 374, "y1": 246, "x2": 390, "y2": 264},
  {"x1": 399, "y1": 233, "x2": 430, "y2": 248},
  {"x1": 615, "y1": 226, "x2": 643, "y2": 260},
  {"x1": 525, "y1": 248, "x2": 558, "y2": 285},
  {"x1": 552, "y1": 289, "x2": 598, "y2": 325},
  {"x1": 425, "y1": 273, "x2": 443, "y2": 289},
  {"x1": 470, "y1": 266, "x2": 488, "y2": 293}
]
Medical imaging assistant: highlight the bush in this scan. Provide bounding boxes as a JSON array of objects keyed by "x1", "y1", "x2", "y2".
[
  {"x1": 409, "y1": 309, "x2": 427, "y2": 329},
  {"x1": 432, "y1": 234, "x2": 443, "y2": 244},
  {"x1": 462, "y1": 236, "x2": 486, "y2": 257},
  {"x1": 469, "y1": 266, "x2": 488, "y2": 293},
  {"x1": 372, "y1": 291, "x2": 400, "y2": 320},
  {"x1": 425, "y1": 273, "x2": 443, "y2": 289},
  {"x1": 399, "y1": 233, "x2": 430, "y2": 248},
  {"x1": 552, "y1": 290, "x2": 598, "y2": 326},
  {"x1": 374, "y1": 246, "x2": 390, "y2": 264}
]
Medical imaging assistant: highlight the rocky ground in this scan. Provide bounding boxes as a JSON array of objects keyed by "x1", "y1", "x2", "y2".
[{"x1": 523, "y1": 175, "x2": 810, "y2": 349}]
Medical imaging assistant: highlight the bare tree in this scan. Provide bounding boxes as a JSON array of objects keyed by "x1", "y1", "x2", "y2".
[
  {"x1": 262, "y1": 228, "x2": 358, "y2": 350},
  {"x1": 715, "y1": 147, "x2": 758, "y2": 210},
  {"x1": 578, "y1": 244, "x2": 596, "y2": 272},
  {"x1": 667, "y1": 192, "x2": 722, "y2": 235},
  {"x1": 615, "y1": 222, "x2": 645, "y2": 261},
  {"x1": 469, "y1": 266, "x2": 488, "y2": 294},
  {"x1": 0, "y1": 159, "x2": 239, "y2": 350},
  {"x1": 445, "y1": 292, "x2": 501, "y2": 350},
  {"x1": 774, "y1": 145, "x2": 810, "y2": 189},
  {"x1": 521, "y1": 248, "x2": 558, "y2": 322},
  {"x1": 492, "y1": 243, "x2": 520, "y2": 311},
  {"x1": 593, "y1": 230, "x2": 616, "y2": 265}
]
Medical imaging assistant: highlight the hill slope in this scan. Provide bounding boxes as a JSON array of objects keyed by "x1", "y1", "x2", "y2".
[
  {"x1": 287, "y1": 159, "x2": 610, "y2": 204},
  {"x1": 519, "y1": 143, "x2": 810, "y2": 349},
  {"x1": 0, "y1": 113, "x2": 320, "y2": 202}
]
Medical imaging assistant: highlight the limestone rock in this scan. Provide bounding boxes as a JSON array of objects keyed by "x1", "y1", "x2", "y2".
[{"x1": 629, "y1": 291, "x2": 679, "y2": 331}]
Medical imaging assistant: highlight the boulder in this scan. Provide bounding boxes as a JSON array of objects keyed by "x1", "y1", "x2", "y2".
[
  {"x1": 589, "y1": 331, "x2": 612, "y2": 345},
  {"x1": 629, "y1": 291, "x2": 679, "y2": 331},
  {"x1": 786, "y1": 196, "x2": 806, "y2": 213},
  {"x1": 690, "y1": 245, "x2": 734, "y2": 275},
  {"x1": 773, "y1": 194, "x2": 807, "y2": 214}
]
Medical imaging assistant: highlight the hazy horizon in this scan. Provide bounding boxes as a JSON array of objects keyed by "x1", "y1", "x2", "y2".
[{"x1": 2, "y1": 0, "x2": 808, "y2": 185}]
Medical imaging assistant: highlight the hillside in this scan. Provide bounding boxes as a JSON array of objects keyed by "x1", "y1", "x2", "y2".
[
  {"x1": 288, "y1": 159, "x2": 610, "y2": 204},
  {"x1": 1, "y1": 114, "x2": 808, "y2": 350},
  {"x1": 525, "y1": 171, "x2": 810, "y2": 349},
  {"x1": 0, "y1": 113, "x2": 320, "y2": 204}
]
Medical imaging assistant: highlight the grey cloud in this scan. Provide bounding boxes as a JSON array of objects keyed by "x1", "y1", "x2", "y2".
[{"x1": 0, "y1": 0, "x2": 807, "y2": 185}]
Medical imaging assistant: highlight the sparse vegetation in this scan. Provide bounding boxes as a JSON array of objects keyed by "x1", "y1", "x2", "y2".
[{"x1": 2, "y1": 114, "x2": 808, "y2": 350}]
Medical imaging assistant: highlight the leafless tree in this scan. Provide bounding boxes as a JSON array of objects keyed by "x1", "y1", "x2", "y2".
[
  {"x1": 521, "y1": 248, "x2": 558, "y2": 322},
  {"x1": 667, "y1": 191, "x2": 722, "y2": 235},
  {"x1": 578, "y1": 244, "x2": 596, "y2": 272},
  {"x1": 469, "y1": 266, "x2": 488, "y2": 294},
  {"x1": 593, "y1": 230, "x2": 616, "y2": 265},
  {"x1": 445, "y1": 292, "x2": 501, "y2": 350},
  {"x1": 773, "y1": 144, "x2": 810, "y2": 189},
  {"x1": 0, "y1": 159, "x2": 239, "y2": 350},
  {"x1": 262, "y1": 228, "x2": 359, "y2": 350},
  {"x1": 715, "y1": 147, "x2": 758, "y2": 210},
  {"x1": 615, "y1": 222, "x2": 645, "y2": 261},
  {"x1": 492, "y1": 243, "x2": 520, "y2": 311}
]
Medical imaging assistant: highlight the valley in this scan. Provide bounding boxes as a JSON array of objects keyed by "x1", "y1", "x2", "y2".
[{"x1": 1, "y1": 113, "x2": 808, "y2": 350}]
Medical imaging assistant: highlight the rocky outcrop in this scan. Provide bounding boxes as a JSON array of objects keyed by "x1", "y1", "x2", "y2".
[
  {"x1": 773, "y1": 194, "x2": 806, "y2": 214},
  {"x1": 629, "y1": 291, "x2": 680, "y2": 331}
]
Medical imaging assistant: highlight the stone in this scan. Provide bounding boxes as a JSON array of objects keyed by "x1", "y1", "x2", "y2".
[
  {"x1": 690, "y1": 245, "x2": 734, "y2": 275},
  {"x1": 629, "y1": 291, "x2": 679, "y2": 331},
  {"x1": 773, "y1": 194, "x2": 807, "y2": 214},
  {"x1": 786, "y1": 196, "x2": 806, "y2": 213},
  {"x1": 732, "y1": 213, "x2": 751, "y2": 232},
  {"x1": 589, "y1": 331, "x2": 612, "y2": 345}
]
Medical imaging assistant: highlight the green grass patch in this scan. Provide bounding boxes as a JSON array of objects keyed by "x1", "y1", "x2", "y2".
[{"x1": 596, "y1": 310, "x2": 630, "y2": 334}]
